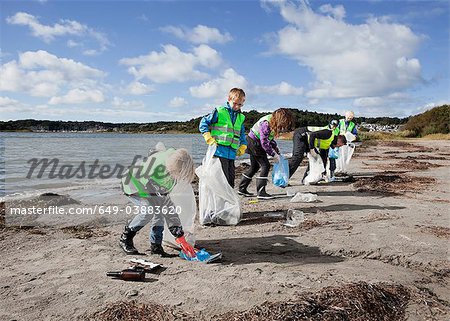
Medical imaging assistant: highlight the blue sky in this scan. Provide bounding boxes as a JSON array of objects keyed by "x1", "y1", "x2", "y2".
[{"x1": 1, "y1": 0, "x2": 449, "y2": 122}]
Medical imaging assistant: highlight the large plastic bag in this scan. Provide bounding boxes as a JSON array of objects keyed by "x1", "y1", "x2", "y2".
[
  {"x1": 195, "y1": 145, "x2": 241, "y2": 225},
  {"x1": 335, "y1": 132, "x2": 356, "y2": 174},
  {"x1": 272, "y1": 155, "x2": 289, "y2": 187},
  {"x1": 163, "y1": 181, "x2": 197, "y2": 248},
  {"x1": 303, "y1": 153, "x2": 325, "y2": 185},
  {"x1": 335, "y1": 144, "x2": 355, "y2": 173}
]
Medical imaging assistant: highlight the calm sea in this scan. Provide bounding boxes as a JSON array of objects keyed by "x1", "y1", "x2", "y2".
[{"x1": 0, "y1": 132, "x2": 293, "y2": 202}]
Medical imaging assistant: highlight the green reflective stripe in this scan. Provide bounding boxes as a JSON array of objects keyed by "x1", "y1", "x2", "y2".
[
  {"x1": 215, "y1": 135, "x2": 234, "y2": 143},
  {"x1": 130, "y1": 174, "x2": 150, "y2": 198},
  {"x1": 211, "y1": 126, "x2": 240, "y2": 135}
]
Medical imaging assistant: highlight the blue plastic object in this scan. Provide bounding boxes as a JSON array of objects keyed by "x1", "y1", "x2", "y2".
[
  {"x1": 329, "y1": 147, "x2": 339, "y2": 159},
  {"x1": 179, "y1": 248, "x2": 211, "y2": 262},
  {"x1": 272, "y1": 155, "x2": 289, "y2": 187}
]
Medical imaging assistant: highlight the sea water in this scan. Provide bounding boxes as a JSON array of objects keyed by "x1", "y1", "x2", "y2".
[{"x1": 0, "y1": 132, "x2": 293, "y2": 203}]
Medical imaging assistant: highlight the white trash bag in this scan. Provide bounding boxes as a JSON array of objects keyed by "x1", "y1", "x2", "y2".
[
  {"x1": 335, "y1": 132, "x2": 356, "y2": 174},
  {"x1": 195, "y1": 145, "x2": 241, "y2": 225},
  {"x1": 163, "y1": 181, "x2": 197, "y2": 248},
  {"x1": 303, "y1": 153, "x2": 325, "y2": 185}
]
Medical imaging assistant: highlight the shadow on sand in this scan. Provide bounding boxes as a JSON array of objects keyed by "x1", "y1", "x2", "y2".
[
  {"x1": 196, "y1": 234, "x2": 344, "y2": 266},
  {"x1": 301, "y1": 203, "x2": 405, "y2": 214},
  {"x1": 238, "y1": 211, "x2": 286, "y2": 226}
]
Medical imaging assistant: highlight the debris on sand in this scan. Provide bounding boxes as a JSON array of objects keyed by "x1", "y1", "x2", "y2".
[
  {"x1": 394, "y1": 155, "x2": 447, "y2": 161},
  {"x1": 295, "y1": 218, "x2": 331, "y2": 231},
  {"x1": 416, "y1": 225, "x2": 450, "y2": 239},
  {"x1": 353, "y1": 174, "x2": 435, "y2": 195},
  {"x1": 82, "y1": 300, "x2": 191, "y2": 321},
  {"x1": 362, "y1": 212, "x2": 399, "y2": 223},
  {"x1": 61, "y1": 226, "x2": 110, "y2": 239},
  {"x1": 395, "y1": 159, "x2": 441, "y2": 170},
  {"x1": 382, "y1": 141, "x2": 414, "y2": 148},
  {"x1": 215, "y1": 282, "x2": 410, "y2": 321},
  {"x1": 373, "y1": 159, "x2": 442, "y2": 171},
  {"x1": 83, "y1": 282, "x2": 410, "y2": 321}
]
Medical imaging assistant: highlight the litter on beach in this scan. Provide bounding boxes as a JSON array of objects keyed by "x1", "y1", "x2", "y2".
[
  {"x1": 283, "y1": 209, "x2": 305, "y2": 227},
  {"x1": 290, "y1": 192, "x2": 318, "y2": 203}
]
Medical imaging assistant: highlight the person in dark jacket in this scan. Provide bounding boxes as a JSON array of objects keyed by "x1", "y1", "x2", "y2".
[{"x1": 289, "y1": 125, "x2": 347, "y2": 180}]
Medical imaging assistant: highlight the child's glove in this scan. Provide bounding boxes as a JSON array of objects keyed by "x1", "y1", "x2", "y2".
[
  {"x1": 203, "y1": 132, "x2": 217, "y2": 145},
  {"x1": 175, "y1": 236, "x2": 197, "y2": 258},
  {"x1": 236, "y1": 144, "x2": 247, "y2": 156}
]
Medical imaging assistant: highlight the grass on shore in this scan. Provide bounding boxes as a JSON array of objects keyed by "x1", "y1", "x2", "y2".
[
  {"x1": 358, "y1": 131, "x2": 450, "y2": 141},
  {"x1": 420, "y1": 133, "x2": 450, "y2": 140}
]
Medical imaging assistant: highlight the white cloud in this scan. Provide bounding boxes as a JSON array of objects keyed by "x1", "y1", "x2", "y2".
[
  {"x1": 6, "y1": 12, "x2": 111, "y2": 54},
  {"x1": 0, "y1": 96, "x2": 33, "y2": 113},
  {"x1": 0, "y1": 96, "x2": 19, "y2": 107},
  {"x1": 67, "y1": 39, "x2": 80, "y2": 48},
  {"x1": 138, "y1": 14, "x2": 150, "y2": 23},
  {"x1": 160, "y1": 24, "x2": 233, "y2": 44},
  {"x1": 48, "y1": 88, "x2": 104, "y2": 105},
  {"x1": 168, "y1": 97, "x2": 187, "y2": 108},
  {"x1": 120, "y1": 44, "x2": 222, "y2": 83},
  {"x1": 353, "y1": 92, "x2": 411, "y2": 108},
  {"x1": 349, "y1": 92, "x2": 422, "y2": 117},
  {"x1": 111, "y1": 97, "x2": 145, "y2": 109},
  {"x1": 319, "y1": 4, "x2": 346, "y2": 20},
  {"x1": 416, "y1": 100, "x2": 450, "y2": 113},
  {"x1": 189, "y1": 68, "x2": 248, "y2": 99},
  {"x1": 126, "y1": 81, "x2": 155, "y2": 95},
  {"x1": 267, "y1": 1, "x2": 423, "y2": 99},
  {"x1": 254, "y1": 81, "x2": 303, "y2": 96},
  {"x1": 0, "y1": 50, "x2": 105, "y2": 97}
]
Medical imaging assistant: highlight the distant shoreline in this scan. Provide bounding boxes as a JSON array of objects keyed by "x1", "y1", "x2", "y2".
[{"x1": 0, "y1": 130, "x2": 196, "y2": 134}]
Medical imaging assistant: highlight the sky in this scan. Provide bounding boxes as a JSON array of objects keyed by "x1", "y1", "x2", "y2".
[{"x1": 1, "y1": 0, "x2": 449, "y2": 123}]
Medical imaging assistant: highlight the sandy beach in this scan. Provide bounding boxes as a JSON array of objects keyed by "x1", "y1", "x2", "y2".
[{"x1": 1, "y1": 139, "x2": 449, "y2": 320}]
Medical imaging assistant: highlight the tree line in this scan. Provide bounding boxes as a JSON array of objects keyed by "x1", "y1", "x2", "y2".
[{"x1": 0, "y1": 108, "x2": 409, "y2": 133}]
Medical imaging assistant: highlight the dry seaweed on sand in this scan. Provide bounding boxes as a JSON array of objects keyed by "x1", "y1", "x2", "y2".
[
  {"x1": 353, "y1": 174, "x2": 435, "y2": 195},
  {"x1": 393, "y1": 159, "x2": 440, "y2": 170},
  {"x1": 61, "y1": 225, "x2": 110, "y2": 239},
  {"x1": 215, "y1": 282, "x2": 410, "y2": 321},
  {"x1": 81, "y1": 300, "x2": 193, "y2": 321},
  {"x1": 394, "y1": 155, "x2": 447, "y2": 161},
  {"x1": 416, "y1": 225, "x2": 450, "y2": 239},
  {"x1": 82, "y1": 282, "x2": 410, "y2": 321}
]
